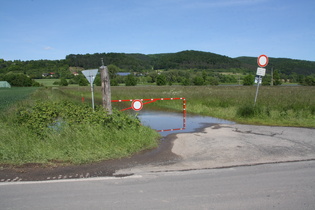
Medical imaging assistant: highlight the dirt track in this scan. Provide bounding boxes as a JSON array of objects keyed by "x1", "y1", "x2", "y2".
[{"x1": 1, "y1": 124, "x2": 315, "y2": 182}]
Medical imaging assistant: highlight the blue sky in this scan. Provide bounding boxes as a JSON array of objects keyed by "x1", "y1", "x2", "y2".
[{"x1": 1, "y1": 0, "x2": 314, "y2": 61}]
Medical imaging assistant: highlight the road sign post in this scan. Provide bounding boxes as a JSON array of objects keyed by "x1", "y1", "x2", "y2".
[
  {"x1": 255, "y1": 55, "x2": 269, "y2": 105},
  {"x1": 82, "y1": 69, "x2": 98, "y2": 111}
]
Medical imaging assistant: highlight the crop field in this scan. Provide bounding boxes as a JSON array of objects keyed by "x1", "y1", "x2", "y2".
[{"x1": 0, "y1": 87, "x2": 38, "y2": 111}]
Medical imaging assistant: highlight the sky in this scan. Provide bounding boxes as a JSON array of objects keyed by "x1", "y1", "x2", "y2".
[{"x1": 1, "y1": 0, "x2": 314, "y2": 61}]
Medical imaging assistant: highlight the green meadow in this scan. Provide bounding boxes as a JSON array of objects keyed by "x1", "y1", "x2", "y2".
[{"x1": 63, "y1": 85, "x2": 315, "y2": 128}]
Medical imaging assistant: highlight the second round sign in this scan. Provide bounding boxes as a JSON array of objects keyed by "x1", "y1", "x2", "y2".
[{"x1": 131, "y1": 99, "x2": 143, "y2": 111}]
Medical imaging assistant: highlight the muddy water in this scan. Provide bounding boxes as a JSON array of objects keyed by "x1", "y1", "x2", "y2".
[{"x1": 134, "y1": 110, "x2": 235, "y2": 137}]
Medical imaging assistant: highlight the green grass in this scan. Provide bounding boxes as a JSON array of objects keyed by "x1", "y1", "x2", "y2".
[
  {"x1": 34, "y1": 79, "x2": 59, "y2": 86},
  {"x1": 0, "y1": 88, "x2": 160, "y2": 166},
  {"x1": 0, "y1": 87, "x2": 38, "y2": 111},
  {"x1": 62, "y1": 85, "x2": 315, "y2": 128}
]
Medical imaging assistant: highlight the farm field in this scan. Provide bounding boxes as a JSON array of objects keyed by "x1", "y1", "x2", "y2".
[{"x1": 0, "y1": 87, "x2": 38, "y2": 111}]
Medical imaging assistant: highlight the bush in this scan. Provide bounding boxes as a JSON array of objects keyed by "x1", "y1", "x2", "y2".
[
  {"x1": 156, "y1": 74, "x2": 167, "y2": 86},
  {"x1": 243, "y1": 74, "x2": 254, "y2": 86},
  {"x1": 60, "y1": 78, "x2": 68, "y2": 86},
  {"x1": 236, "y1": 104, "x2": 262, "y2": 118},
  {"x1": 125, "y1": 74, "x2": 137, "y2": 86},
  {"x1": 4, "y1": 73, "x2": 35, "y2": 87},
  {"x1": 14, "y1": 100, "x2": 142, "y2": 135}
]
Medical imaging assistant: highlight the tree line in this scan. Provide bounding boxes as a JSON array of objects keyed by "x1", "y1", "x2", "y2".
[{"x1": 1, "y1": 50, "x2": 315, "y2": 86}]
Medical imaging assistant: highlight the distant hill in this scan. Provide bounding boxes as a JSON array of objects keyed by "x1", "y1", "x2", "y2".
[
  {"x1": 65, "y1": 50, "x2": 242, "y2": 71},
  {"x1": 148, "y1": 50, "x2": 242, "y2": 70},
  {"x1": 236, "y1": 56, "x2": 315, "y2": 75},
  {"x1": 1, "y1": 51, "x2": 314, "y2": 78}
]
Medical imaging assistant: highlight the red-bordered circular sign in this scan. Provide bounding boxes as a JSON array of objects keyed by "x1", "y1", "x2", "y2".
[
  {"x1": 257, "y1": 54, "x2": 269, "y2": 67},
  {"x1": 131, "y1": 99, "x2": 143, "y2": 111}
]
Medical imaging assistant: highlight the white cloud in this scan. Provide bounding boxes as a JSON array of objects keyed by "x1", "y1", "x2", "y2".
[{"x1": 44, "y1": 46, "x2": 53, "y2": 50}]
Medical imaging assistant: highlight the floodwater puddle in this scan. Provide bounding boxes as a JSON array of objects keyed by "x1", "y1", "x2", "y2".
[{"x1": 134, "y1": 110, "x2": 235, "y2": 137}]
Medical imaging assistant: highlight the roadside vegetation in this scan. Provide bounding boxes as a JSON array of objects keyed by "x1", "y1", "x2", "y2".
[{"x1": 0, "y1": 88, "x2": 159, "y2": 166}]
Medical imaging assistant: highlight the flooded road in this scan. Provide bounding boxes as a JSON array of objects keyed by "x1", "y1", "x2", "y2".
[{"x1": 135, "y1": 110, "x2": 235, "y2": 136}]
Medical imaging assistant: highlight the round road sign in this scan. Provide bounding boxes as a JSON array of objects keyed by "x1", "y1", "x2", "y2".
[
  {"x1": 257, "y1": 55, "x2": 269, "y2": 67},
  {"x1": 132, "y1": 99, "x2": 143, "y2": 111}
]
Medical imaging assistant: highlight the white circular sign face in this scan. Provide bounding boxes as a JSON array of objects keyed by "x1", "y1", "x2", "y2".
[
  {"x1": 132, "y1": 100, "x2": 143, "y2": 111},
  {"x1": 257, "y1": 55, "x2": 269, "y2": 67}
]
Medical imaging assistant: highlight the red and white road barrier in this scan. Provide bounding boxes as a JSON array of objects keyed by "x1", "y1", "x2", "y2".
[{"x1": 111, "y1": 98, "x2": 186, "y2": 132}]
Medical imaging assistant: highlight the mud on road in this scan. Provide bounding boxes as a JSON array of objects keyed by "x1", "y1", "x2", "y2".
[{"x1": 1, "y1": 124, "x2": 315, "y2": 182}]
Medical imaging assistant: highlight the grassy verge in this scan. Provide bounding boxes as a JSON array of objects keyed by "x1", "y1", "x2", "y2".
[
  {"x1": 0, "y1": 88, "x2": 160, "y2": 166},
  {"x1": 62, "y1": 85, "x2": 315, "y2": 128}
]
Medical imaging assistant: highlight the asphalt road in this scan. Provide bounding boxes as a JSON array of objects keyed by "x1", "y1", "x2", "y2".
[
  {"x1": 1, "y1": 161, "x2": 315, "y2": 210},
  {"x1": 1, "y1": 124, "x2": 314, "y2": 209}
]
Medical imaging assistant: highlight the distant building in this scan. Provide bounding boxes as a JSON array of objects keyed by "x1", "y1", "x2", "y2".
[
  {"x1": 0, "y1": 81, "x2": 11, "y2": 88},
  {"x1": 117, "y1": 72, "x2": 131, "y2": 76},
  {"x1": 42, "y1": 72, "x2": 57, "y2": 77}
]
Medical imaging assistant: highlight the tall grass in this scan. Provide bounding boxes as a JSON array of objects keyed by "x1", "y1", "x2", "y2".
[
  {"x1": 0, "y1": 88, "x2": 160, "y2": 166},
  {"x1": 0, "y1": 122, "x2": 158, "y2": 165},
  {"x1": 62, "y1": 85, "x2": 315, "y2": 127}
]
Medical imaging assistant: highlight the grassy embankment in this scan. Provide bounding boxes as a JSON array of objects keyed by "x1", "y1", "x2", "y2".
[
  {"x1": 0, "y1": 87, "x2": 159, "y2": 166},
  {"x1": 63, "y1": 85, "x2": 315, "y2": 128}
]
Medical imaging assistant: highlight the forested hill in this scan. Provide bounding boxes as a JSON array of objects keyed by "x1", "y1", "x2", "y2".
[
  {"x1": 236, "y1": 56, "x2": 315, "y2": 76},
  {"x1": 148, "y1": 50, "x2": 241, "y2": 70},
  {"x1": 1, "y1": 51, "x2": 315, "y2": 78},
  {"x1": 65, "y1": 50, "x2": 242, "y2": 71}
]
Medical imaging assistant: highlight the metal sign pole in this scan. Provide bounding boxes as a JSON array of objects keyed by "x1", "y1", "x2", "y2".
[
  {"x1": 82, "y1": 69, "x2": 98, "y2": 111},
  {"x1": 254, "y1": 76, "x2": 261, "y2": 105},
  {"x1": 91, "y1": 82, "x2": 95, "y2": 111}
]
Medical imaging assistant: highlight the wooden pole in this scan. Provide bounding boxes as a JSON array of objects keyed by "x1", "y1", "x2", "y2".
[{"x1": 100, "y1": 65, "x2": 112, "y2": 114}]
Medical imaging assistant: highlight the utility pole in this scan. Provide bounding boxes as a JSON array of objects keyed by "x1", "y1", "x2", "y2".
[{"x1": 100, "y1": 58, "x2": 112, "y2": 114}]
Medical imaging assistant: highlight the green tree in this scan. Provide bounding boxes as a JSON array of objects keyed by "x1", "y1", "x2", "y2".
[
  {"x1": 60, "y1": 78, "x2": 68, "y2": 86},
  {"x1": 4, "y1": 73, "x2": 33, "y2": 87},
  {"x1": 304, "y1": 76, "x2": 315, "y2": 86},
  {"x1": 193, "y1": 76, "x2": 204, "y2": 86},
  {"x1": 207, "y1": 77, "x2": 219, "y2": 86},
  {"x1": 262, "y1": 75, "x2": 271, "y2": 86},
  {"x1": 202, "y1": 70, "x2": 207, "y2": 82},
  {"x1": 107, "y1": 64, "x2": 120, "y2": 79},
  {"x1": 273, "y1": 70, "x2": 282, "y2": 86},
  {"x1": 79, "y1": 77, "x2": 88, "y2": 86},
  {"x1": 182, "y1": 78, "x2": 191, "y2": 86},
  {"x1": 156, "y1": 74, "x2": 167, "y2": 86},
  {"x1": 125, "y1": 74, "x2": 137, "y2": 86},
  {"x1": 243, "y1": 74, "x2": 254, "y2": 86}
]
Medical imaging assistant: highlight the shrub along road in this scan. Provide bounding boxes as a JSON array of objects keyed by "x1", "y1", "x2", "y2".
[{"x1": 1, "y1": 123, "x2": 315, "y2": 182}]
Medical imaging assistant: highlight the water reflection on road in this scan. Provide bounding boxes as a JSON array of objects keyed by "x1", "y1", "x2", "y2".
[{"x1": 135, "y1": 110, "x2": 234, "y2": 137}]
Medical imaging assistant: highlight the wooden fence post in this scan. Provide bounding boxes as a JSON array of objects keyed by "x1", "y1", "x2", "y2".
[{"x1": 100, "y1": 66, "x2": 112, "y2": 114}]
